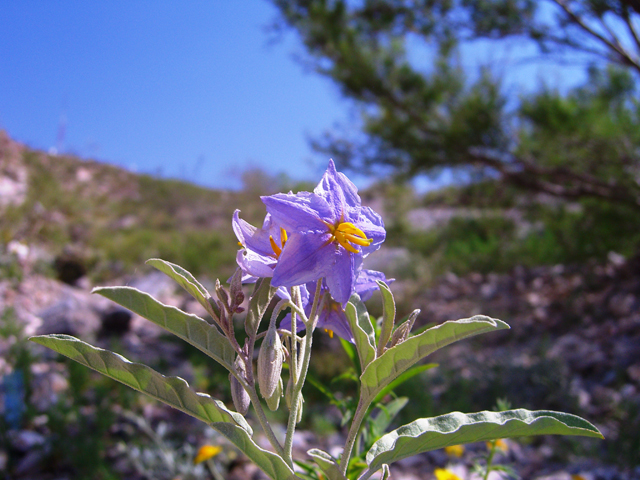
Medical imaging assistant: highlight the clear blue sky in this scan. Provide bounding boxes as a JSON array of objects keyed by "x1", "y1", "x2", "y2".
[
  {"x1": 0, "y1": 1, "x2": 352, "y2": 189},
  {"x1": 0, "y1": 1, "x2": 585, "y2": 190}
]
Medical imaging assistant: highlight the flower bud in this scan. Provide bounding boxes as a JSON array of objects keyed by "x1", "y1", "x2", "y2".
[
  {"x1": 258, "y1": 326, "x2": 284, "y2": 399},
  {"x1": 229, "y1": 268, "x2": 245, "y2": 312},
  {"x1": 295, "y1": 392, "x2": 304, "y2": 424},
  {"x1": 230, "y1": 356, "x2": 250, "y2": 415},
  {"x1": 265, "y1": 377, "x2": 283, "y2": 411},
  {"x1": 215, "y1": 279, "x2": 230, "y2": 312},
  {"x1": 389, "y1": 309, "x2": 420, "y2": 348}
]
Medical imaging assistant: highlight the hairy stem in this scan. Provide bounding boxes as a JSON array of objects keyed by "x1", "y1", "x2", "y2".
[
  {"x1": 340, "y1": 397, "x2": 368, "y2": 476},
  {"x1": 283, "y1": 279, "x2": 322, "y2": 466},
  {"x1": 245, "y1": 381, "x2": 285, "y2": 457}
]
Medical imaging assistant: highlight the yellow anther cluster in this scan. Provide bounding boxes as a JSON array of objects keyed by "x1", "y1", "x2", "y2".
[
  {"x1": 325, "y1": 221, "x2": 372, "y2": 254},
  {"x1": 269, "y1": 228, "x2": 288, "y2": 258}
]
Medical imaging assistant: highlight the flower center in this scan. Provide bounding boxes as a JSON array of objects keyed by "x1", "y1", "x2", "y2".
[
  {"x1": 269, "y1": 228, "x2": 288, "y2": 258},
  {"x1": 324, "y1": 221, "x2": 372, "y2": 254}
]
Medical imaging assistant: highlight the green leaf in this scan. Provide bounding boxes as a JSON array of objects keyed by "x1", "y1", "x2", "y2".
[
  {"x1": 245, "y1": 277, "x2": 277, "y2": 337},
  {"x1": 380, "y1": 464, "x2": 390, "y2": 480},
  {"x1": 339, "y1": 336, "x2": 361, "y2": 377},
  {"x1": 360, "y1": 316, "x2": 509, "y2": 404},
  {"x1": 371, "y1": 397, "x2": 409, "y2": 439},
  {"x1": 31, "y1": 334, "x2": 249, "y2": 429},
  {"x1": 345, "y1": 295, "x2": 376, "y2": 370},
  {"x1": 365, "y1": 409, "x2": 603, "y2": 473},
  {"x1": 146, "y1": 258, "x2": 211, "y2": 310},
  {"x1": 93, "y1": 286, "x2": 235, "y2": 373},
  {"x1": 371, "y1": 364, "x2": 437, "y2": 406},
  {"x1": 376, "y1": 281, "x2": 395, "y2": 356},
  {"x1": 308, "y1": 449, "x2": 348, "y2": 480},
  {"x1": 30, "y1": 335, "x2": 297, "y2": 480}
]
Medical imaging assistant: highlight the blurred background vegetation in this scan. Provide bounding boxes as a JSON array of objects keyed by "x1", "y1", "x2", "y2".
[{"x1": 1, "y1": 1, "x2": 640, "y2": 478}]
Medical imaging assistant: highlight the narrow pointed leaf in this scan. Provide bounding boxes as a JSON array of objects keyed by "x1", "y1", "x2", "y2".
[
  {"x1": 213, "y1": 423, "x2": 299, "y2": 480},
  {"x1": 339, "y1": 336, "x2": 361, "y2": 377},
  {"x1": 308, "y1": 449, "x2": 348, "y2": 480},
  {"x1": 30, "y1": 334, "x2": 248, "y2": 430},
  {"x1": 380, "y1": 464, "x2": 390, "y2": 480},
  {"x1": 30, "y1": 335, "x2": 296, "y2": 480},
  {"x1": 245, "y1": 277, "x2": 278, "y2": 337},
  {"x1": 366, "y1": 409, "x2": 603, "y2": 472},
  {"x1": 371, "y1": 397, "x2": 409, "y2": 439},
  {"x1": 360, "y1": 316, "x2": 509, "y2": 404},
  {"x1": 371, "y1": 364, "x2": 437, "y2": 406},
  {"x1": 146, "y1": 258, "x2": 210, "y2": 308},
  {"x1": 376, "y1": 281, "x2": 395, "y2": 356},
  {"x1": 93, "y1": 286, "x2": 235, "y2": 372},
  {"x1": 345, "y1": 294, "x2": 376, "y2": 370}
]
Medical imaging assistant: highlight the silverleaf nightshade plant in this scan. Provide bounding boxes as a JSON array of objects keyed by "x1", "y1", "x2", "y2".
[{"x1": 30, "y1": 160, "x2": 603, "y2": 480}]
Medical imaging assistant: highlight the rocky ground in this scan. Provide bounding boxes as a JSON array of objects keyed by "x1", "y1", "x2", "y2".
[{"x1": 1, "y1": 245, "x2": 639, "y2": 479}]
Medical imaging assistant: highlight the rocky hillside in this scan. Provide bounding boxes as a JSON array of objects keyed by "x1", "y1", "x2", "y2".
[{"x1": 1, "y1": 131, "x2": 639, "y2": 479}]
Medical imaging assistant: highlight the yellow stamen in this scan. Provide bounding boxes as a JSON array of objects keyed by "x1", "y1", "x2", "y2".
[
  {"x1": 280, "y1": 228, "x2": 287, "y2": 247},
  {"x1": 270, "y1": 236, "x2": 282, "y2": 258},
  {"x1": 323, "y1": 220, "x2": 372, "y2": 253},
  {"x1": 323, "y1": 328, "x2": 334, "y2": 338}
]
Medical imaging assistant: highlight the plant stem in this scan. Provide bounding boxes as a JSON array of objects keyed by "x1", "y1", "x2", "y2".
[
  {"x1": 483, "y1": 442, "x2": 497, "y2": 480},
  {"x1": 282, "y1": 279, "x2": 322, "y2": 467},
  {"x1": 246, "y1": 384, "x2": 285, "y2": 457},
  {"x1": 340, "y1": 397, "x2": 368, "y2": 476}
]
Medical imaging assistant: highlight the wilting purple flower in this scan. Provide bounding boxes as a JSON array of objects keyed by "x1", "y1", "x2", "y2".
[
  {"x1": 262, "y1": 160, "x2": 385, "y2": 305},
  {"x1": 281, "y1": 270, "x2": 393, "y2": 342}
]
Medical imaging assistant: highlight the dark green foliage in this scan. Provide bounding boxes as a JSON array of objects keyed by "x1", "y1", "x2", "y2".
[{"x1": 272, "y1": 0, "x2": 640, "y2": 212}]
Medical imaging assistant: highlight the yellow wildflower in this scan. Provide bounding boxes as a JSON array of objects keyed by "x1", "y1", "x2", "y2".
[
  {"x1": 434, "y1": 468, "x2": 462, "y2": 480},
  {"x1": 486, "y1": 439, "x2": 508, "y2": 452},
  {"x1": 444, "y1": 444, "x2": 465, "y2": 457},
  {"x1": 194, "y1": 445, "x2": 223, "y2": 464}
]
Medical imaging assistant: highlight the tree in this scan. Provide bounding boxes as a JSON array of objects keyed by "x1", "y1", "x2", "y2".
[{"x1": 270, "y1": 0, "x2": 640, "y2": 211}]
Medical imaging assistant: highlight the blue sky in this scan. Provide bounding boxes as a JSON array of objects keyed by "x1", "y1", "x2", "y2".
[
  {"x1": 0, "y1": 1, "x2": 586, "y2": 190},
  {"x1": 0, "y1": 1, "x2": 351, "y2": 189}
]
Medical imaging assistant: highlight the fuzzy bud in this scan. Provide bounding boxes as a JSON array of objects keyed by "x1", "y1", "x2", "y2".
[
  {"x1": 285, "y1": 373, "x2": 294, "y2": 409},
  {"x1": 265, "y1": 377, "x2": 283, "y2": 411},
  {"x1": 230, "y1": 356, "x2": 250, "y2": 415},
  {"x1": 295, "y1": 392, "x2": 304, "y2": 424},
  {"x1": 229, "y1": 268, "x2": 245, "y2": 312},
  {"x1": 215, "y1": 279, "x2": 230, "y2": 312},
  {"x1": 389, "y1": 309, "x2": 420, "y2": 348},
  {"x1": 258, "y1": 326, "x2": 284, "y2": 399}
]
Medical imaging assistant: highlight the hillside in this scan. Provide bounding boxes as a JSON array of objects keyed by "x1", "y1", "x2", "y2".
[{"x1": 1, "y1": 131, "x2": 639, "y2": 479}]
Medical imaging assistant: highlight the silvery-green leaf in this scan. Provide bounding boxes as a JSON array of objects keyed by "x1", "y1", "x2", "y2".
[
  {"x1": 93, "y1": 286, "x2": 235, "y2": 372},
  {"x1": 245, "y1": 278, "x2": 277, "y2": 337},
  {"x1": 146, "y1": 258, "x2": 211, "y2": 309},
  {"x1": 365, "y1": 409, "x2": 603, "y2": 474},
  {"x1": 30, "y1": 335, "x2": 298, "y2": 480},
  {"x1": 376, "y1": 281, "x2": 395, "y2": 356},
  {"x1": 360, "y1": 316, "x2": 509, "y2": 404},
  {"x1": 308, "y1": 449, "x2": 348, "y2": 480},
  {"x1": 31, "y1": 334, "x2": 249, "y2": 430},
  {"x1": 345, "y1": 295, "x2": 376, "y2": 370}
]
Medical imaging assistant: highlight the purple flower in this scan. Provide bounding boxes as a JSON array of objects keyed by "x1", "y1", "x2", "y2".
[
  {"x1": 232, "y1": 210, "x2": 287, "y2": 281},
  {"x1": 281, "y1": 270, "x2": 393, "y2": 342},
  {"x1": 262, "y1": 160, "x2": 385, "y2": 306}
]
